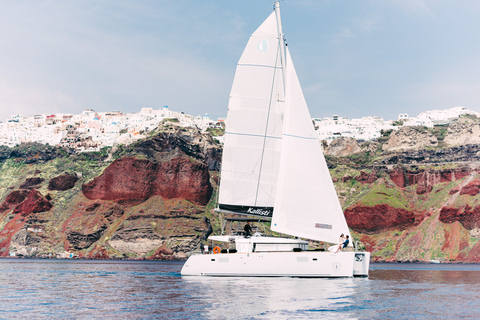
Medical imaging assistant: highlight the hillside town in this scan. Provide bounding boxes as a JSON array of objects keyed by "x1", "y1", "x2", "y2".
[
  {"x1": 0, "y1": 106, "x2": 478, "y2": 151},
  {"x1": 315, "y1": 106, "x2": 480, "y2": 144},
  {"x1": 0, "y1": 106, "x2": 222, "y2": 151}
]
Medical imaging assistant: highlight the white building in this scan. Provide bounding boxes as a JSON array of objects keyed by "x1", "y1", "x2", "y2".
[
  {"x1": 403, "y1": 107, "x2": 479, "y2": 128},
  {"x1": 315, "y1": 115, "x2": 395, "y2": 144}
]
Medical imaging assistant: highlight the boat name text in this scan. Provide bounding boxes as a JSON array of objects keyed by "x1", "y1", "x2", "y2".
[{"x1": 247, "y1": 208, "x2": 272, "y2": 216}]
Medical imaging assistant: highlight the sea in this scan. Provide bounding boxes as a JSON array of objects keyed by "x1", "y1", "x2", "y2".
[{"x1": 0, "y1": 259, "x2": 479, "y2": 319}]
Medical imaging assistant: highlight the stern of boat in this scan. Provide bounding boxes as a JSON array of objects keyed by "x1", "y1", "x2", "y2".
[{"x1": 353, "y1": 251, "x2": 370, "y2": 277}]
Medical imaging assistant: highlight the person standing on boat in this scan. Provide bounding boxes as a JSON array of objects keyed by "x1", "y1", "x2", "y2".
[
  {"x1": 203, "y1": 217, "x2": 213, "y2": 241},
  {"x1": 244, "y1": 222, "x2": 253, "y2": 238}
]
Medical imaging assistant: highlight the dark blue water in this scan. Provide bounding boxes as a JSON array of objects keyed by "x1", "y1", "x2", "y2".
[{"x1": 0, "y1": 260, "x2": 479, "y2": 319}]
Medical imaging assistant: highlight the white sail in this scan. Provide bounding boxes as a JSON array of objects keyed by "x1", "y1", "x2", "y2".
[
  {"x1": 270, "y1": 48, "x2": 351, "y2": 243},
  {"x1": 218, "y1": 11, "x2": 285, "y2": 217}
]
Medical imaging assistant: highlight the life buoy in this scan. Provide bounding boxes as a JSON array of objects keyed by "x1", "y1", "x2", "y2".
[{"x1": 213, "y1": 246, "x2": 221, "y2": 254}]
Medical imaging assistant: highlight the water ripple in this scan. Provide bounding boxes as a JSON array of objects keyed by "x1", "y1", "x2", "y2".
[{"x1": 1, "y1": 260, "x2": 480, "y2": 319}]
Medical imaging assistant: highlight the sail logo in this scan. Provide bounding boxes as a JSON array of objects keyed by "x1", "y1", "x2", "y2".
[
  {"x1": 257, "y1": 39, "x2": 268, "y2": 52},
  {"x1": 315, "y1": 223, "x2": 332, "y2": 230},
  {"x1": 247, "y1": 207, "x2": 271, "y2": 216}
]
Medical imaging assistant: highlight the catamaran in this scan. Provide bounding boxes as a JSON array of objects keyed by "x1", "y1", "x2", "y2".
[{"x1": 181, "y1": 2, "x2": 370, "y2": 277}]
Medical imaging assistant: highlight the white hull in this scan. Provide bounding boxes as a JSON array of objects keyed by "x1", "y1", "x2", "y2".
[{"x1": 181, "y1": 251, "x2": 370, "y2": 278}]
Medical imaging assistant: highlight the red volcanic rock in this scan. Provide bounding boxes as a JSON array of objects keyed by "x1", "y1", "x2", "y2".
[
  {"x1": 20, "y1": 177, "x2": 44, "y2": 189},
  {"x1": 459, "y1": 241, "x2": 480, "y2": 263},
  {"x1": 82, "y1": 157, "x2": 213, "y2": 206},
  {"x1": 342, "y1": 175, "x2": 353, "y2": 182},
  {"x1": 48, "y1": 174, "x2": 79, "y2": 191},
  {"x1": 356, "y1": 171, "x2": 377, "y2": 184},
  {"x1": 459, "y1": 179, "x2": 480, "y2": 196},
  {"x1": 149, "y1": 247, "x2": 174, "y2": 260},
  {"x1": 416, "y1": 181, "x2": 432, "y2": 195},
  {"x1": 439, "y1": 205, "x2": 480, "y2": 230},
  {"x1": 389, "y1": 166, "x2": 472, "y2": 195},
  {"x1": 439, "y1": 207, "x2": 463, "y2": 223},
  {"x1": 13, "y1": 189, "x2": 52, "y2": 216},
  {"x1": 82, "y1": 157, "x2": 157, "y2": 201},
  {"x1": 344, "y1": 204, "x2": 415, "y2": 233},
  {"x1": 154, "y1": 158, "x2": 213, "y2": 205},
  {"x1": 454, "y1": 168, "x2": 472, "y2": 180},
  {"x1": 0, "y1": 190, "x2": 30, "y2": 213},
  {"x1": 389, "y1": 167, "x2": 406, "y2": 188}
]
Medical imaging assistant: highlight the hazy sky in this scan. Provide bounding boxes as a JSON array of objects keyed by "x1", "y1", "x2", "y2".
[{"x1": 1, "y1": 0, "x2": 479, "y2": 123}]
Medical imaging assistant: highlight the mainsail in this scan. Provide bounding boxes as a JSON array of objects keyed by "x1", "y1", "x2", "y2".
[
  {"x1": 218, "y1": 3, "x2": 351, "y2": 244},
  {"x1": 218, "y1": 10, "x2": 285, "y2": 217},
  {"x1": 270, "y1": 48, "x2": 351, "y2": 243}
]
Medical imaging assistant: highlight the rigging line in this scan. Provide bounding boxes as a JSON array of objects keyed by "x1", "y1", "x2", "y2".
[
  {"x1": 254, "y1": 37, "x2": 283, "y2": 206},
  {"x1": 224, "y1": 131, "x2": 281, "y2": 139},
  {"x1": 283, "y1": 133, "x2": 316, "y2": 140},
  {"x1": 238, "y1": 63, "x2": 281, "y2": 69}
]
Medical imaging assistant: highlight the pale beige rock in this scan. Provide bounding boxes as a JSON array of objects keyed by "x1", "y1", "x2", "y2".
[
  {"x1": 109, "y1": 239, "x2": 165, "y2": 256},
  {"x1": 382, "y1": 127, "x2": 438, "y2": 151},
  {"x1": 10, "y1": 229, "x2": 39, "y2": 257},
  {"x1": 325, "y1": 137, "x2": 362, "y2": 157},
  {"x1": 443, "y1": 119, "x2": 480, "y2": 146},
  {"x1": 469, "y1": 228, "x2": 480, "y2": 238},
  {"x1": 360, "y1": 141, "x2": 380, "y2": 154}
]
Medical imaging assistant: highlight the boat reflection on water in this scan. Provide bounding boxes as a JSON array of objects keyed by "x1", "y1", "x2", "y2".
[
  {"x1": 181, "y1": 276, "x2": 362, "y2": 319},
  {"x1": 182, "y1": 263, "x2": 480, "y2": 319}
]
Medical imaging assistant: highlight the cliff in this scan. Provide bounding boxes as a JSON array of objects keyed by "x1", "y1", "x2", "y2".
[
  {"x1": 329, "y1": 115, "x2": 480, "y2": 262},
  {"x1": 3, "y1": 116, "x2": 480, "y2": 262},
  {"x1": 0, "y1": 124, "x2": 221, "y2": 260}
]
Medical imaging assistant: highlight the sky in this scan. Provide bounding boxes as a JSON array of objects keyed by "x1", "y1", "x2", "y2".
[{"x1": 1, "y1": 0, "x2": 480, "y2": 123}]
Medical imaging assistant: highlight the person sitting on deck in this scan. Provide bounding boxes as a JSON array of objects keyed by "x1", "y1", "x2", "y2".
[
  {"x1": 244, "y1": 222, "x2": 253, "y2": 238},
  {"x1": 341, "y1": 235, "x2": 350, "y2": 251},
  {"x1": 333, "y1": 233, "x2": 345, "y2": 253}
]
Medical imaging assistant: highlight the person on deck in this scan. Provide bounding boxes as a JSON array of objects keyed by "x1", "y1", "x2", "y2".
[
  {"x1": 203, "y1": 217, "x2": 213, "y2": 241},
  {"x1": 334, "y1": 233, "x2": 345, "y2": 253},
  {"x1": 342, "y1": 235, "x2": 350, "y2": 250},
  {"x1": 244, "y1": 222, "x2": 253, "y2": 238}
]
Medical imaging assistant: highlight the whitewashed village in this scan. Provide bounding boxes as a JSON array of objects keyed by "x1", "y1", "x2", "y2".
[
  {"x1": 0, "y1": 106, "x2": 478, "y2": 151},
  {"x1": 0, "y1": 106, "x2": 222, "y2": 151},
  {"x1": 315, "y1": 106, "x2": 480, "y2": 144}
]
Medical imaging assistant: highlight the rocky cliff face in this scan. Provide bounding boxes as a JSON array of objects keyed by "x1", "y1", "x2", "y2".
[
  {"x1": 443, "y1": 119, "x2": 480, "y2": 146},
  {"x1": 326, "y1": 116, "x2": 480, "y2": 262},
  {"x1": 4, "y1": 117, "x2": 480, "y2": 263},
  {"x1": 0, "y1": 126, "x2": 221, "y2": 260},
  {"x1": 325, "y1": 137, "x2": 362, "y2": 157},
  {"x1": 382, "y1": 127, "x2": 438, "y2": 151},
  {"x1": 82, "y1": 157, "x2": 212, "y2": 206},
  {"x1": 130, "y1": 125, "x2": 222, "y2": 171},
  {"x1": 345, "y1": 204, "x2": 416, "y2": 233},
  {"x1": 388, "y1": 166, "x2": 472, "y2": 195}
]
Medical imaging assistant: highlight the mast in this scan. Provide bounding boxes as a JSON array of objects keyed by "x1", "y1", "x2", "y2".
[{"x1": 274, "y1": 1, "x2": 287, "y2": 92}]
